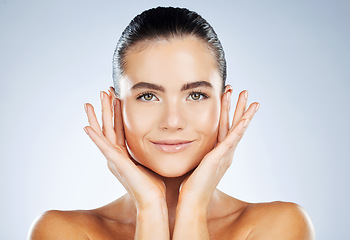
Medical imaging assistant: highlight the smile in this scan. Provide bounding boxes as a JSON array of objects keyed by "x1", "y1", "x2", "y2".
[{"x1": 150, "y1": 140, "x2": 194, "y2": 153}]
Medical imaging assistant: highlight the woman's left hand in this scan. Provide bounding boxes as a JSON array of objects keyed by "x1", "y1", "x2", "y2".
[{"x1": 178, "y1": 89, "x2": 260, "y2": 209}]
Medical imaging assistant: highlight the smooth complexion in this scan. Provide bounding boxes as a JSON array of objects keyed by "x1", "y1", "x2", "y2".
[{"x1": 120, "y1": 37, "x2": 223, "y2": 177}]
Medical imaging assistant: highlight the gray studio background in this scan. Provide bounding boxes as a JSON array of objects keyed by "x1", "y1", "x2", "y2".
[{"x1": 1, "y1": 0, "x2": 349, "y2": 239}]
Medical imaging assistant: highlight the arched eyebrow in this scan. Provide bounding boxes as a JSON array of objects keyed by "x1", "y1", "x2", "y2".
[
  {"x1": 131, "y1": 82, "x2": 165, "y2": 92},
  {"x1": 131, "y1": 81, "x2": 213, "y2": 92},
  {"x1": 181, "y1": 81, "x2": 213, "y2": 91}
]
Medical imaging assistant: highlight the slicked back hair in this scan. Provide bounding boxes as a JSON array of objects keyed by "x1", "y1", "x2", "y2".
[{"x1": 112, "y1": 6, "x2": 226, "y2": 96}]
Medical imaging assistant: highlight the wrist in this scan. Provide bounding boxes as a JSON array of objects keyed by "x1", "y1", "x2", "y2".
[
  {"x1": 173, "y1": 200, "x2": 209, "y2": 240},
  {"x1": 178, "y1": 192, "x2": 209, "y2": 213},
  {"x1": 137, "y1": 199, "x2": 168, "y2": 217},
  {"x1": 135, "y1": 199, "x2": 170, "y2": 239},
  {"x1": 176, "y1": 198, "x2": 208, "y2": 219},
  {"x1": 135, "y1": 196, "x2": 167, "y2": 211}
]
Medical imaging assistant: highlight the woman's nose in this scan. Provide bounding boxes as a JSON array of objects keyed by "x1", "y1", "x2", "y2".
[{"x1": 159, "y1": 101, "x2": 185, "y2": 131}]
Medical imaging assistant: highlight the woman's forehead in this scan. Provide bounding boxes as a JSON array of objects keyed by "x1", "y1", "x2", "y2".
[{"x1": 121, "y1": 37, "x2": 222, "y2": 92}]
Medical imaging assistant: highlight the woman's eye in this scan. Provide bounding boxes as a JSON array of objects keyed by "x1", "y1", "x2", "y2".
[
  {"x1": 190, "y1": 92, "x2": 201, "y2": 100},
  {"x1": 137, "y1": 92, "x2": 157, "y2": 102},
  {"x1": 187, "y1": 92, "x2": 209, "y2": 101}
]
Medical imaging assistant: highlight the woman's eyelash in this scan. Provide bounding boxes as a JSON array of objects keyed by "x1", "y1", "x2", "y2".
[
  {"x1": 136, "y1": 91, "x2": 153, "y2": 99},
  {"x1": 188, "y1": 90, "x2": 210, "y2": 100},
  {"x1": 136, "y1": 92, "x2": 156, "y2": 100},
  {"x1": 136, "y1": 90, "x2": 210, "y2": 101}
]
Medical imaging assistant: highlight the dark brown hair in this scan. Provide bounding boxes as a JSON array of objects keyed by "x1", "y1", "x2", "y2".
[{"x1": 112, "y1": 6, "x2": 226, "y2": 95}]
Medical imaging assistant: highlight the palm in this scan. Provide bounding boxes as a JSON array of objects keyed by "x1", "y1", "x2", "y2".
[
  {"x1": 179, "y1": 90, "x2": 259, "y2": 206},
  {"x1": 84, "y1": 89, "x2": 166, "y2": 207}
]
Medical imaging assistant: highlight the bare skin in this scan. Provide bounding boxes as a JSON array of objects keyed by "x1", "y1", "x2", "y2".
[{"x1": 28, "y1": 37, "x2": 315, "y2": 240}]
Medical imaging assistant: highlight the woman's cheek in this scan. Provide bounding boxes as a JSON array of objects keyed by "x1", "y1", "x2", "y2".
[
  {"x1": 122, "y1": 103, "x2": 155, "y2": 160},
  {"x1": 122, "y1": 100, "x2": 155, "y2": 134},
  {"x1": 189, "y1": 101, "x2": 220, "y2": 135},
  {"x1": 125, "y1": 107, "x2": 151, "y2": 134}
]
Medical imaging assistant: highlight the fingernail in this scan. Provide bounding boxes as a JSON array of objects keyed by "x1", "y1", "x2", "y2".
[
  {"x1": 84, "y1": 103, "x2": 87, "y2": 112},
  {"x1": 255, "y1": 103, "x2": 260, "y2": 112},
  {"x1": 83, "y1": 127, "x2": 89, "y2": 135},
  {"x1": 100, "y1": 91, "x2": 104, "y2": 101},
  {"x1": 244, "y1": 91, "x2": 248, "y2": 99}
]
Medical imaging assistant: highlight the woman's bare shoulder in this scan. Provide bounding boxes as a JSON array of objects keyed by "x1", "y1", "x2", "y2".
[
  {"x1": 237, "y1": 201, "x2": 315, "y2": 240},
  {"x1": 28, "y1": 197, "x2": 134, "y2": 240},
  {"x1": 28, "y1": 208, "x2": 129, "y2": 240},
  {"x1": 28, "y1": 210, "x2": 96, "y2": 239}
]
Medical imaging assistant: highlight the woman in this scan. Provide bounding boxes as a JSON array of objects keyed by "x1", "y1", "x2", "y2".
[{"x1": 29, "y1": 7, "x2": 315, "y2": 240}]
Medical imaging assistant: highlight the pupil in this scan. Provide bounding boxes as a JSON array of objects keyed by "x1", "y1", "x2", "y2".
[{"x1": 145, "y1": 94, "x2": 152, "y2": 100}]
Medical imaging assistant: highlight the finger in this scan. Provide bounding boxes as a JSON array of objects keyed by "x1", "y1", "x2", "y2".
[
  {"x1": 84, "y1": 124, "x2": 156, "y2": 201},
  {"x1": 199, "y1": 118, "x2": 246, "y2": 173},
  {"x1": 83, "y1": 126, "x2": 118, "y2": 160},
  {"x1": 229, "y1": 101, "x2": 259, "y2": 135},
  {"x1": 214, "y1": 102, "x2": 259, "y2": 169},
  {"x1": 84, "y1": 103, "x2": 103, "y2": 137},
  {"x1": 108, "y1": 89, "x2": 115, "y2": 111},
  {"x1": 108, "y1": 87, "x2": 117, "y2": 103},
  {"x1": 203, "y1": 101, "x2": 259, "y2": 169},
  {"x1": 101, "y1": 91, "x2": 117, "y2": 145},
  {"x1": 84, "y1": 126, "x2": 133, "y2": 173},
  {"x1": 232, "y1": 90, "x2": 248, "y2": 129},
  {"x1": 227, "y1": 102, "x2": 259, "y2": 143},
  {"x1": 217, "y1": 91, "x2": 231, "y2": 143},
  {"x1": 240, "y1": 102, "x2": 260, "y2": 128},
  {"x1": 187, "y1": 102, "x2": 260, "y2": 199},
  {"x1": 114, "y1": 98, "x2": 126, "y2": 147},
  {"x1": 109, "y1": 86, "x2": 117, "y2": 98},
  {"x1": 203, "y1": 118, "x2": 248, "y2": 171}
]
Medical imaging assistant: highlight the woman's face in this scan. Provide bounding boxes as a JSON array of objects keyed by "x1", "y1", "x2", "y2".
[{"x1": 119, "y1": 37, "x2": 226, "y2": 177}]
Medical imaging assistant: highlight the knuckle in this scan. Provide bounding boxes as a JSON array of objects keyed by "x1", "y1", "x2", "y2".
[
  {"x1": 208, "y1": 158, "x2": 221, "y2": 169},
  {"x1": 114, "y1": 145, "x2": 124, "y2": 153},
  {"x1": 220, "y1": 159, "x2": 231, "y2": 170},
  {"x1": 223, "y1": 139, "x2": 234, "y2": 149},
  {"x1": 101, "y1": 146, "x2": 115, "y2": 160},
  {"x1": 202, "y1": 153, "x2": 220, "y2": 169}
]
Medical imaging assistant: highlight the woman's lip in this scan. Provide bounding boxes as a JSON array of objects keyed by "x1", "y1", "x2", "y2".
[{"x1": 150, "y1": 140, "x2": 194, "y2": 153}]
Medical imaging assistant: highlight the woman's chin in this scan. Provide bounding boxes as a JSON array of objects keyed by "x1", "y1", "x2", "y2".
[
  {"x1": 147, "y1": 164, "x2": 197, "y2": 178},
  {"x1": 156, "y1": 169, "x2": 192, "y2": 178},
  {"x1": 129, "y1": 150, "x2": 202, "y2": 178}
]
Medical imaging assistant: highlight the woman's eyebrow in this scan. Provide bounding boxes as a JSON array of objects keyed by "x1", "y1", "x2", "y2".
[
  {"x1": 131, "y1": 82, "x2": 165, "y2": 92},
  {"x1": 181, "y1": 81, "x2": 213, "y2": 91},
  {"x1": 131, "y1": 80, "x2": 213, "y2": 92}
]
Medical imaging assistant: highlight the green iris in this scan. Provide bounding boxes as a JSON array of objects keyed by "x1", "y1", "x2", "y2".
[
  {"x1": 190, "y1": 93, "x2": 201, "y2": 100},
  {"x1": 143, "y1": 93, "x2": 154, "y2": 101}
]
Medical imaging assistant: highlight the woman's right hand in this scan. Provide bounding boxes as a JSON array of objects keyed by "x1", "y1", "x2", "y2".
[{"x1": 83, "y1": 87, "x2": 166, "y2": 210}]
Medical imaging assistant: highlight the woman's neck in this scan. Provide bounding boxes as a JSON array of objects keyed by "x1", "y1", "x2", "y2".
[
  {"x1": 116, "y1": 171, "x2": 228, "y2": 229},
  {"x1": 160, "y1": 171, "x2": 194, "y2": 235},
  {"x1": 160, "y1": 172, "x2": 191, "y2": 222}
]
